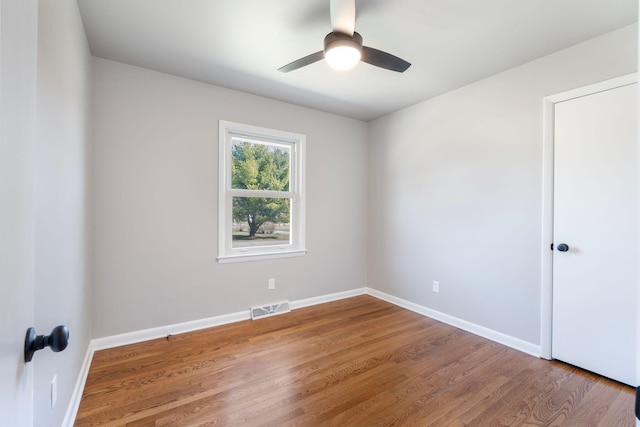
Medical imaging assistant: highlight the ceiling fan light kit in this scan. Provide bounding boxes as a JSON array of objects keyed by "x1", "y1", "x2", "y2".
[{"x1": 324, "y1": 32, "x2": 362, "y2": 71}]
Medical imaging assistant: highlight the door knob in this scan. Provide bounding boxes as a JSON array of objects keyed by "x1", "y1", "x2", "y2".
[
  {"x1": 556, "y1": 243, "x2": 570, "y2": 252},
  {"x1": 24, "y1": 325, "x2": 69, "y2": 362}
]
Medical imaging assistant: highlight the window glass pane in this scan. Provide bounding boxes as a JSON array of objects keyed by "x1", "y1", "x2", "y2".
[
  {"x1": 232, "y1": 197, "x2": 291, "y2": 248},
  {"x1": 231, "y1": 138, "x2": 290, "y2": 191}
]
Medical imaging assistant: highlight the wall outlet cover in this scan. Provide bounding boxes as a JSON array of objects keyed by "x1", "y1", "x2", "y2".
[{"x1": 51, "y1": 375, "x2": 58, "y2": 408}]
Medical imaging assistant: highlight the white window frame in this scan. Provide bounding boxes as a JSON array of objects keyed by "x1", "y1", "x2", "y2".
[{"x1": 218, "y1": 120, "x2": 306, "y2": 263}]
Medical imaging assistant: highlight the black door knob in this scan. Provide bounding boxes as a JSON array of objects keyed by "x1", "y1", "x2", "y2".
[
  {"x1": 556, "y1": 243, "x2": 569, "y2": 252},
  {"x1": 24, "y1": 325, "x2": 69, "y2": 362}
]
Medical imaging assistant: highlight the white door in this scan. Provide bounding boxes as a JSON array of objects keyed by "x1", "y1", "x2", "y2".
[
  {"x1": 0, "y1": 0, "x2": 37, "y2": 424},
  {"x1": 552, "y1": 82, "x2": 637, "y2": 386}
]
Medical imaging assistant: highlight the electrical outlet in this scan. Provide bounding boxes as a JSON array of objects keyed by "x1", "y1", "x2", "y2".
[
  {"x1": 51, "y1": 375, "x2": 57, "y2": 408},
  {"x1": 268, "y1": 278, "x2": 275, "y2": 290},
  {"x1": 432, "y1": 281, "x2": 440, "y2": 293}
]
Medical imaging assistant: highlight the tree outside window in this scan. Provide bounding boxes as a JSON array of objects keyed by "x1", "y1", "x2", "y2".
[{"x1": 231, "y1": 140, "x2": 291, "y2": 245}]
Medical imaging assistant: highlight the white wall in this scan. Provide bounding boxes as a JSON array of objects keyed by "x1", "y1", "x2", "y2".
[
  {"x1": 0, "y1": 0, "x2": 37, "y2": 425},
  {"x1": 34, "y1": 1, "x2": 92, "y2": 426},
  {"x1": 92, "y1": 58, "x2": 368, "y2": 338},
  {"x1": 368, "y1": 24, "x2": 638, "y2": 348}
]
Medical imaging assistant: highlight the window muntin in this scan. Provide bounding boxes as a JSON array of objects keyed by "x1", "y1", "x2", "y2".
[{"x1": 219, "y1": 121, "x2": 305, "y2": 262}]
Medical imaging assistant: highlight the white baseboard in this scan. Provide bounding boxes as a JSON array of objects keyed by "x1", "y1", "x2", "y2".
[
  {"x1": 92, "y1": 310, "x2": 252, "y2": 351},
  {"x1": 290, "y1": 287, "x2": 366, "y2": 310},
  {"x1": 91, "y1": 288, "x2": 368, "y2": 352},
  {"x1": 66, "y1": 285, "x2": 539, "y2": 425},
  {"x1": 62, "y1": 340, "x2": 95, "y2": 427},
  {"x1": 365, "y1": 287, "x2": 541, "y2": 357}
]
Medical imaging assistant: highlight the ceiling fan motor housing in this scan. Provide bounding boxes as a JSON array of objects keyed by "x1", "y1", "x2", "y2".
[{"x1": 324, "y1": 31, "x2": 363, "y2": 54}]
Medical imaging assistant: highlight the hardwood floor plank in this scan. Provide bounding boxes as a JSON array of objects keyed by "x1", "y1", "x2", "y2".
[
  {"x1": 595, "y1": 385, "x2": 635, "y2": 427},
  {"x1": 75, "y1": 295, "x2": 634, "y2": 426}
]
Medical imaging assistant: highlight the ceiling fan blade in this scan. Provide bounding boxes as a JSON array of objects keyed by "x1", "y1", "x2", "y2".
[
  {"x1": 278, "y1": 51, "x2": 325, "y2": 73},
  {"x1": 330, "y1": 0, "x2": 355, "y2": 35},
  {"x1": 361, "y1": 46, "x2": 411, "y2": 72}
]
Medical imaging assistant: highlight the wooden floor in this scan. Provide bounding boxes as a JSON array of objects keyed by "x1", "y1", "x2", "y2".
[{"x1": 75, "y1": 295, "x2": 634, "y2": 426}]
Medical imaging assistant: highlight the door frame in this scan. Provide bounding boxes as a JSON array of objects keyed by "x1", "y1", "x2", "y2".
[{"x1": 540, "y1": 72, "x2": 637, "y2": 359}]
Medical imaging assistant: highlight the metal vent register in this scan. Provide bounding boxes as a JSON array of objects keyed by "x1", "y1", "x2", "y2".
[{"x1": 250, "y1": 301, "x2": 291, "y2": 320}]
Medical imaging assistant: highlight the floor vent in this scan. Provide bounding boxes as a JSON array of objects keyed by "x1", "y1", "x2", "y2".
[{"x1": 251, "y1": 301, "x2": 291, "y2": 320}]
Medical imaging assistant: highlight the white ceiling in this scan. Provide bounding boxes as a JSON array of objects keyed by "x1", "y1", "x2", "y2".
[{"x1": 76, "y1": 0, "x2": 638, "y2": 121}]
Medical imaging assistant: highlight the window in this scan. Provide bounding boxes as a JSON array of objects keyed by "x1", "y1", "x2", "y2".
[{"x1": 218, "y1": 121, "x2": 306, "y2": 262}]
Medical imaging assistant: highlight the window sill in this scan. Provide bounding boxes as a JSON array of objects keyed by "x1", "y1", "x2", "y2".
[{"x1": 217, "y1": 249, "x2": 307, "y2": 264}]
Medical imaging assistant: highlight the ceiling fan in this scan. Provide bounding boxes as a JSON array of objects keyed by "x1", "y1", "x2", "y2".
[{"x1": 278, "y1": 0, "x2": 411, "y2": 73}]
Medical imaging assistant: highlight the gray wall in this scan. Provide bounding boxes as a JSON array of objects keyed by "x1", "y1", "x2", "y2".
[
  {"x1": 367, "y1": 24, "x2": 638, "y2": 347},
  {"x1": 34, "y1": 1, "x2": 93, "y2": 426},
  {"x1": 92, "y1": 58, "x2": 369, "y2": 338}
]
